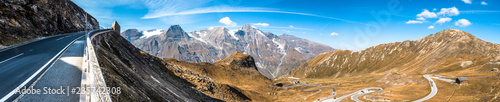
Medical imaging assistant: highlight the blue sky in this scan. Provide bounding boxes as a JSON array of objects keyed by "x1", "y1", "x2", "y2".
[{"x1": 73, "y1": 0, "x2": 500, "y2": 51}]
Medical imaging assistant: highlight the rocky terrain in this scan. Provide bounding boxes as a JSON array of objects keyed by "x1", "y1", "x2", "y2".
[
  {"x1": 283, "y1": 29, "x2": 500, "y2": 101},
  {"x1": 163, "y1": 52, "x2": 277, "y2": 101},
  {"x1": 95, "y1": 30, "x2": 281, "y2": 101},
  {"x1": 92, "y1": 31, "x2": 219, "y2": 101},
  {"x1": 0, "y1": 0, "x2": 99, "y2": 48},
  {"x1": 121, "y1": 24, "x2": 334, "y2": 78}
]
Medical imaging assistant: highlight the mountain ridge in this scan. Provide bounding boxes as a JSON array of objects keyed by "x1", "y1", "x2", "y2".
[{"x1": 121, "y1": 24, "x2": 335, "y2": 78}]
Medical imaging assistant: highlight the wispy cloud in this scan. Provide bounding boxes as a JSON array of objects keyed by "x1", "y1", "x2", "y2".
[
  {"x1": 461, "y1": 0, "x2": 472, "y2": 4},
  {"x1": 462, "y1": 10, "x2": 500, "y2": 14},
  {"x1": 481, "y1": 1, "x2": 488, "y2": 5},
  {"x1": 435, "y1": 17, "x2": 452, "y2": 24},
  {"x1": 267, "y1": 26, "x2": 314, "y2": 30},
  {"x1": 406, "y1": 20, "x2": 423, "y2": 24},
  {"x1": 253, "y1": 23, "x2": 269, "y2": 27},
  {"x1": 141, "y1": 0, "x2": 370, "y2": 26}
]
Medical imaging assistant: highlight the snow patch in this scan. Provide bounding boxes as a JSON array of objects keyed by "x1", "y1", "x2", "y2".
[
  {"x1": 294, "y1": 47, "x2": 304, "y2": 53},
  {"x1": 257, "y1": 30, "x2": 266, "y2": 37},
  {"x1": 272, "y1": 38, "x2": 286, "y2": 53},
  {"x1": 228, "y1": 29, "x2": 240, "y2": 40},
  {"x1": 187, "y1": 31, "x2": 208, "y2": 44}
]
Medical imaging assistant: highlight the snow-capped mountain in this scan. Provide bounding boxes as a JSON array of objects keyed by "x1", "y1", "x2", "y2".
[{"x1": 121, "y1": 24, "x2": 334, "y2": 78}]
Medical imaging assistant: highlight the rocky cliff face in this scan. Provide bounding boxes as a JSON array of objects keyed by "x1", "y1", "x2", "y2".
[
  {"x1": 289, "y1": 29, "x2": 500, "y2": 78},
  {"x1": 124, "y1": 24, "x2": 334, "y2": 79},
  {"x1": 0, "y1": 0, "x2": 99, "y2": 47}
]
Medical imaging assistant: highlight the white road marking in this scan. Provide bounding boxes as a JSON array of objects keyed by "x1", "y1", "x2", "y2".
[
  {"x1": 0, "y1": 53, "x2": 24, "y2": 64},
  {"x1": 0, "y1": 35, "x2": 84, "y2": 101}
]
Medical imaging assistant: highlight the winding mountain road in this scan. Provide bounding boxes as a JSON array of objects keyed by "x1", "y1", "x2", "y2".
[{"x1": 413, "y1": 74, "x2": 438, "y2": 102}]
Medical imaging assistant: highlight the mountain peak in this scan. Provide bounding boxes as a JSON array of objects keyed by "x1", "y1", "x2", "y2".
[
  {"x1": 240, "y1": 24, "x2": 257, "y2": 30},
  {"x1": 160, "y1": 25, "x2": 190, "y2": 40},
  {"x1": 168, "y1": 25, "x2": 182, "y2": 30},
  {"x1": 420, "y1": 29, "x2": 476, "y2": 42},
  {"x1": 215, "y1": 26, "x2": 228, "y2": 31}
]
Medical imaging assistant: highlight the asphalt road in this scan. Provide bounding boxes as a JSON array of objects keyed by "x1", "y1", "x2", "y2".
[
  {"x1": 0, "y1": 32, "x2": 85, "y2": 101},
  {"x1": 413, "y1": 74, "x2": 438, "y2": 102},
  {"x1": 17, "y1": 36, "x2": 86, "y2": 101}
]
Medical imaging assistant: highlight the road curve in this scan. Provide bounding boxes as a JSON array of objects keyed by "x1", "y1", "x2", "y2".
[{"x1": 413, "y1": 74, "x2": 438, "y2": 102}]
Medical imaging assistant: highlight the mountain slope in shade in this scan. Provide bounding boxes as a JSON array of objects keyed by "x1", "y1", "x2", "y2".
[
  {"x1": 290, "y1": 29, "x2": 500, "y2": 78},
  {"x1": 124, "y1": 24, "x2": 334, "y2": 79}
]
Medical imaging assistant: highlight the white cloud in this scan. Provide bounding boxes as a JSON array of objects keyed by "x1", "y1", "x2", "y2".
[
  {"x1": 406, "y1": 20, "x2": 423, "y2": 24},
  {"x1": 437, "y1": 7, "x2": 460, "y2": 16},
  {"x1": 283, "y1": 30, "x2": 290, "y2": 33},
  {"x1": 330, "y1": 32, "x2": 339, "y2": 36},
  {"x1": 435, "y1": 17, "x2": 452, "y2": 24},
  {"x1": 417, "y1": 17, "x2": 426, "y2": 21},
  {"x1": 219, "y1": 17, "x2": 237, "y2": 26},
  {"x1": 455, "y1": 19, "x2": 472, "y2": 27},
  {"x1": 417, "y1": 9, "x2": 438, "y2": 18},
  {"x1": 481, "y1": 1, "x2": 487, "y2": 5},
  {"x1": 289, "y1": 25, "x2": 294, "y2": 28},
  {"x1": 302, "y1": 32, "x2": 306, "y2": 34},
  {"x1": 253, "y1": 23, "x2": 269, "y2": 27},
  {"x1": 462, "y1": 0, "x2": 472, "y2": 4},
  {"x1": 428, "y1": 25, "x2": 435, "y2": 29}
]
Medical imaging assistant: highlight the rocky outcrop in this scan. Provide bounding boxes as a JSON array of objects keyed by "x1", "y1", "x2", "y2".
[
  {"x1": 290, "y1": 29, "x2": 500, "y2": 78},
  {"x1": 125, "y1": 24, "x2": 334, "y2": 78},
  {"x1": 214, "y1": 52, "x2": 257, "y2": 70},
  {"x1": 0, "y1": 0, "x2": 99, "y2": 47}
]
